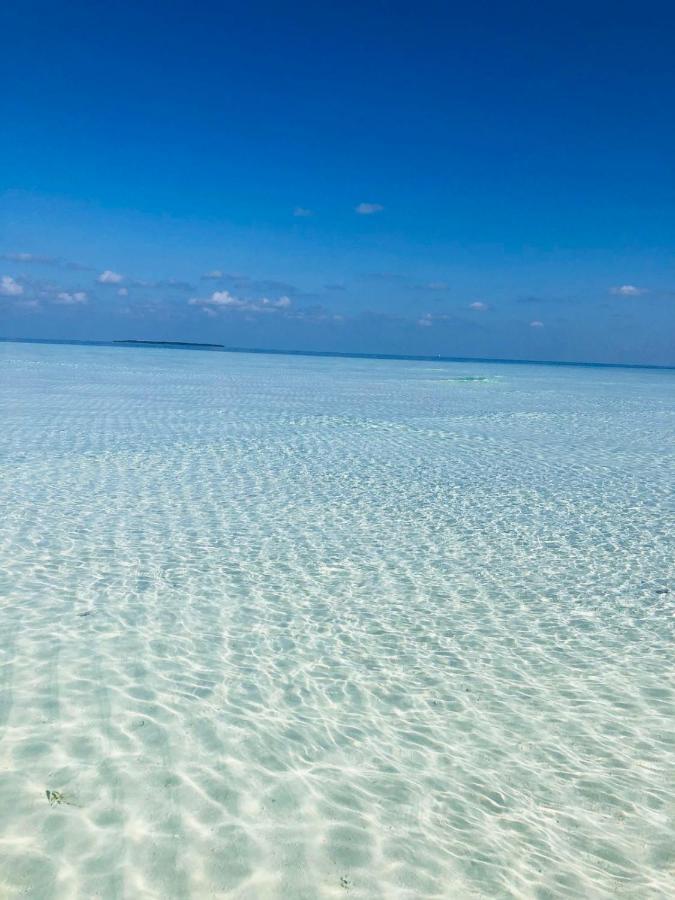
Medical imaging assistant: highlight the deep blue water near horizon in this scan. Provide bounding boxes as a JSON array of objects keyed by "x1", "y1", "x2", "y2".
[
  {"x1": 0, "y1": 339, "x2": 674, "y2": 898},
  {"x1": 1, "y1": 335, "x2": 673, "y2": 371}
]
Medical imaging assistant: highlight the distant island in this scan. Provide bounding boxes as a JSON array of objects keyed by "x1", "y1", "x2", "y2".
[{"x1": 114, "y1": 340, "x2": 224, "y2": 349}]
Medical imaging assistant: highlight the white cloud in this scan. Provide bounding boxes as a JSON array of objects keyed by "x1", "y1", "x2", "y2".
[
  {"x1": 355, "y1": 202, "x2": 384, "y2": 215},
  {"x1": 203, "y1": 269, "x2": 224, "y2": 279},
  {"x1": 0, "y1": 276, "x2": 23, "y2": 296},
  {"x1": 0, "y1": 252, "x2": 91, "y2": 270},
  {"x1": 418, "y1": 312, "x2": 455, "y2": 327},
  {"x1": 427, "y1": 281, "x2": 449, "y2": 291},
  {"x1": 4, "y1": 253, "x2": 36, "y2": 262},
  {"x1": 610, "y1": 284, "x2": 647, "y2": 297},
  {"x1": 55, "y1": 291, "x2": 87, "y2": 305},
  {"x1": 189, "y1": 290, "x2": 292, "y2": 313},
  {"x1": 117, "y1": 287, "x2": 129, "y2": 297},
  {"x1": 469, "y1": 301, "x2": 488, "y2": 311},
  {"x1": 97, "y1": 269, "x2": 123, "y2": 284},
  {"x1": 254, "y1": 296, "x2": 292, "y2": 312},
  {"x1": 530, "y1": 320, "x2": 544, "y2": 328},
  {"x1": 191, "y1": 290, "x2": 242, "y2": 308},
  {"x1": 287, "y1": 309, "x2": 344, "y2": 323},
  {"x1": 0, "y1": 252, "x2": 57, "y2": 264},
  {"x1": 293, "y1": 207, "x2": 313, "y2": 217}
]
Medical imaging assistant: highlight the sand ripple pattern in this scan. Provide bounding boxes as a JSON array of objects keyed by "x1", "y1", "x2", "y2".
[{"x1": 0, "y1": 343, "x2": 674, "y2": 899}]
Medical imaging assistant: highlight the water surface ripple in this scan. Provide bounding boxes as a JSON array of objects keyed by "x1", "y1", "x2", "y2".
[{"x1": 0, "y1": 343, "x2": 674, "y2": 898}]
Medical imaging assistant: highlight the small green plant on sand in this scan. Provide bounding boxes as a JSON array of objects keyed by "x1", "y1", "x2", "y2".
[{"x1": 45, "y1": 789, "x2": 77, "y2": 807}]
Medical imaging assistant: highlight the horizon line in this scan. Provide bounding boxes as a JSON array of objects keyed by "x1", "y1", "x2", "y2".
[{"x1": 1, "y1": 336, "x2": 673, "y2": 372}]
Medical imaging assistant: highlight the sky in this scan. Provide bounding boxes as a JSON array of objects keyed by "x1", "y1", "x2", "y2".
[{"x1": 1, "y1": 0, "x2": 674, "y2": 365}]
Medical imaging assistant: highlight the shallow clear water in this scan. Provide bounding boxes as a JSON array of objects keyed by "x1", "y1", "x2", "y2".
[{"x1": 1, "y1": 341, "x2": 674, "y2": 899}]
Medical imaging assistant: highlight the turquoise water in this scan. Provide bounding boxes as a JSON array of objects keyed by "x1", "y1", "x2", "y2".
[{"x1": 1, "y1": 340, "x2": 674, "y2": 899}]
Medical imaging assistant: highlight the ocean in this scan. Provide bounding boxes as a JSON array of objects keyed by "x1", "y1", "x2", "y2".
[{"x1": 1, "y1": 339, "x2": 674, "y2": 898}]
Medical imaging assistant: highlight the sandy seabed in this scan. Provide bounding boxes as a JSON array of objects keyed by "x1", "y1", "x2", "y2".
[{"x1": 1, "y1": 341, "x2": 674, "y2": 898}]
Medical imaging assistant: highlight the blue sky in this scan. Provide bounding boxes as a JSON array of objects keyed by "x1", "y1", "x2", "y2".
[{"x1": 1, "y1": 0, "x2": 673, "y2": 364}]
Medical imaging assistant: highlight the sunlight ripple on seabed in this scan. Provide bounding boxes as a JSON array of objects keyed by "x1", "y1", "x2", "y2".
[{"x1": 0, "y1": 342, "x2": 674, "y2": 899}]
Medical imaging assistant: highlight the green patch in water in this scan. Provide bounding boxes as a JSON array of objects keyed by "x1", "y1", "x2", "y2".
[{"x1": 45, "y1": 789, "x2": 78, "y2": 807}]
